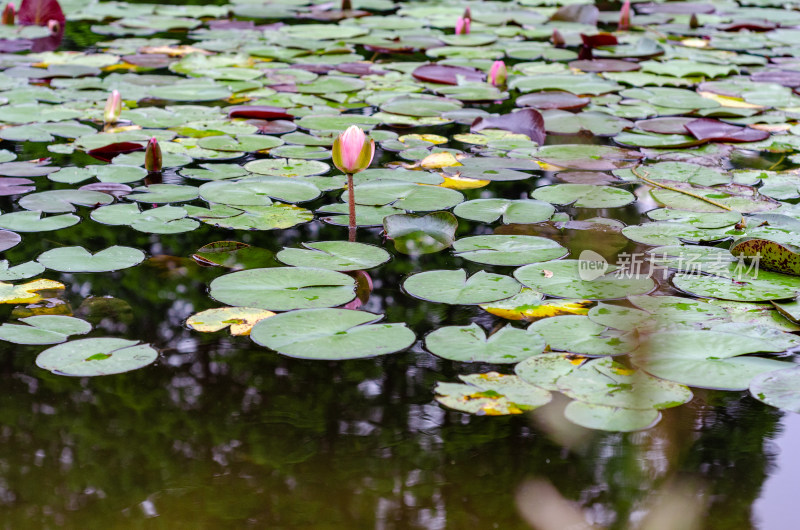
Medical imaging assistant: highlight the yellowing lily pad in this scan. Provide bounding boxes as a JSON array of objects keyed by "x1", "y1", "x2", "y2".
[{"x1": 186, "y1": 307, "x2": 276, "y2": 336}]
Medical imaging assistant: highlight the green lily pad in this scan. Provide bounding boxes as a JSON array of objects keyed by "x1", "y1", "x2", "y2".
[
  {"x1": 36, "y1": 338, "x2": 158, "y2": 376},
  {"x1": 244, "y1": 158, "x2": 330, "y2": 177},
  {"x1": 250, "y1": 308, "x2": 414, "y2": 360},
  {"x1": 18, "y1": 189, "x2": 114, "y2": 213},
  {"x1": 527, "y1": 315, "x2": 634, "y2": 356},
  {"x1": 276, "y1": 241, "x2": 390, "y2": 271},
  {"x1": 126, "y1": 184, "x2": 200, "y2": 204},
  {"x1": 199, "y1": 176, "x2": 320, "y2": 206},
  {"x1": 0, "y1": 211, "x2": 79, "y2": 232},
  {"x1": 435, "y1": 373, "x2": 552, "y2": 415},
  {"x1": 425, "y1": 323, "x2": 545, "y2": 364},
  {"x1": 452, "y1": 235, "x2": 567, "y2": 266},
  {"x1": 403, "y1": 269, "x2": 520, "y2": 305},
  {"x1": 209, "y1": 267, "x2": 356, "y2": 311},
  {"x1": 515, "y1": 260, "x2": 656, "y2": 300},
  {"x1": 750, "y1": 366, "x2": 800, "y2": 413},
  {"x1": 532, "y1": 184, "x2": 636, "y2": 209},
  {"x1": 37, "y1": 246, "x2": 146, "y2": 273},
  {"x1": 0, "y1": 315, "x2": 91, "y2": 345},
  {"x1": 383, "y1": 212, "x2": 458, "y2": 255},
  {"x1": 564, "y1": 401, "x2": 660, "y2": 432},
  {"x1": 453, "y1": 198, "x2": 555, "y2": 224}
]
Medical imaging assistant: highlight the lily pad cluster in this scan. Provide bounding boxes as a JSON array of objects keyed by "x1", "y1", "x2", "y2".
[{"x1": 0, "y1": 0, "x2": 799, "y2": 424}]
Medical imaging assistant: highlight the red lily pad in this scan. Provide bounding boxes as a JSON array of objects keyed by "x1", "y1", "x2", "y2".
[
  {"x1": 471, "y1": 109, "x2": 546, "y2": 146},
  {"x1": 0, "y1": 178, "x2": 35, "y2": 196},
  {"x1": 0, "y1": 40, "x2": 33, "y2": 53},
  {"x1": 717, "y1": 20, "x2": 776, "y2": 32},
  {"x1": 685, "y1": 118, "x2": 770, "y2": 143},
  {"x1": 580, "y1": 33, "x2": 618, "y2": 49},
  {"x1": 227, "y1": 105, "x2": 294, "y2": 120},
  {"x1": 568, "y1": 59, "x2": 639, "y2": 73},
  {"x1": 87, "y1": 142, "x2": 146, "y2": 163},
  {"x1": 516, "y1": 91, "x2": 590, "y2": 111},
  {"x1": 635, "y1": 117, "x2": 695, "y2": 135},
  {"x1": 412, "y1": 64, "x2": 484, "y2": 85},
  {"x1": 18, "y1": 0, "x2": 65, "y2": 26}
]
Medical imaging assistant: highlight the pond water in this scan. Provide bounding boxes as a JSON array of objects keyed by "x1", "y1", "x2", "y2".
[{"x1": 1, "y1": 0, "x2": 800, "y2": 528}]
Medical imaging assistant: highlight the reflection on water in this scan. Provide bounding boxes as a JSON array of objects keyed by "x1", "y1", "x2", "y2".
[{"x1": 0, "y1": 211, "x2": 791, "y2": 529}]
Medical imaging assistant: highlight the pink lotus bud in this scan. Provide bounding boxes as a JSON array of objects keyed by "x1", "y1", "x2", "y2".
[
  {"x1": 331, "y1": 125, "x2": 374, "y2": 175},
  {"x1": 488, "y1": 60, "x2": 507, "y2": 87},
  {"x1": 103, "y1": 89, "x2": 121, "y2": 124},
  {"x1": 2, "y1": 3, "x2": 15, "y2": 25},
  {"x1": 47, "y1": 18, "x2": 59, "y2": 34},
  {"x1": 145, "y1": 137, "x2": 162, "y2": 173},
  {"x1": 455, "y1": 16, "x2": 470, "y2": 35},
  {"x1": 551, "y1": 28, "x2": 565, "y2": 47},
  {"x1": 618, "y1": 0, "x2": 631, "y2": 31}
]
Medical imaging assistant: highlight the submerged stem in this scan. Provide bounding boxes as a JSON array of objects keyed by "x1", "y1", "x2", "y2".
[
  {"x1": 631, "y1": 166, "x2": 734, "y2": 211},
  {"x1": 347, "y1": 173, "x2": 356, "y2": 242}
]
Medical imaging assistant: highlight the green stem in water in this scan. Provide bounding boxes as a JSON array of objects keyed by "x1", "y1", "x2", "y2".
[{"x1": 347, "y1": 173, "x2": 356, "y2": 242}]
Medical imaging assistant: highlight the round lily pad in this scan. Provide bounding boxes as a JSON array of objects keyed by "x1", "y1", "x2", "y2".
[
  {"x1": 452, "y1": 235, "x2": 567, "y2": 266},
  {"x1": 564, "y1": 401, "x2": 661, "y2": 432},
  {"x1": 244, "y1": 158, "x2": 330, "y2": 177},
  {"x1": 532, "y1": 184, "x2": 636, "y2": 208},
  {"x1": 515, "y1": 260, "x2": 656, "y2": 300},
  {"x1": 527, "y1": 315, "x2": 634, "y2": 356},
  {"x1": 37, "y1": 246, "x2": 146, "y2": 273},
  {"x1": 453, "y1": 199, "x2": 554, "y2": 224},
  {"x1": 36, "y1": 338, "x2": 158, "y2": 376},
  {"x1": 750, "y1": 366, "x2": 800, "y2": 413},
  {"x1": 425, "y1": 323, "x2": 545, "y2": 364},
  {"x1": 275, "y1": 241, "x2": 390, "y2": 271},
  {"x1": 250, "y1": 308, "x2": 415, "y2": 360},
  {"x1": 209, "y1": 267, "x2": 356, "y2": 311},
  {"x1": 403, "y1": 269, "x2": 520, "y2": 305},
  {"x1": 0, "y1": 315, "x2": 91, "y2": 345}
]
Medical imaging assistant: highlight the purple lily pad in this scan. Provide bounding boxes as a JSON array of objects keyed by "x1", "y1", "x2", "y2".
[
  {"x1": 568, "y1": 59, "x2": 639, "y2": 73},
  {"x1": 471, "y1": 109, "x2": 546, "y2": 146},
  {"x1": 122, "y1": 54, "x2": 174, "y2": 69},
  {"x1": 751, "y1": 70, "x2": 800, "y2": 87},
  {"x1": 0, "y1": 230, "x2": 21, "y2": 252},
  {"x1": 412, "y1": 64, "x2": 484, "y2": 85},
  {"x1": 555, "y1": 172, "x2": 620, "y2": 185},
  {"x1": 517, "y1": 91, "x2": 590, "y2": 111},
  {"x1": 0, "y1": 177, "x2": 35, "y2": 196},
  {"x1": 636, "y1": 2, "x2": 715, "y2": 14},
  {"x1": 685, "y1": 118, "x2": 770, "y2": 143},
  {"x1": 247, "y1": 119, "x2": 297, "y2": 134},
  {"x1": 80, "y1": 183, "x2": 132, "y2": 198},
  {"x1": 635, "y1": 117, "x2": 695, "y2": 135},
  {"x1": 0, "y1": 161, "x2": 59, "y2": 177}
]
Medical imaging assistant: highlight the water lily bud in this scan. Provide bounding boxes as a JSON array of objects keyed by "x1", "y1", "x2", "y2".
[
  {"x1": 551, "y1": 28, "x2": 565, "y2": 47},
  {"x1": 47, "y1": 18, "x2": 59, "y2": 34},
  {"x1": 341, "y1": 0, "x2": 351, "y2": 11},
  {"x1": 488, "y1": 60, "x2": 507, "y2": 87},
  {"x1": 689, "y1": 13, "x2": 700, "y2": 29},
  {"x1": 2, "y1": 3, "x2": 15, "y2": 25},
  {"x1": 618, "y1": 0, "x2": 631, "y2": 31},
  {"x1": 455, "y1": 16, "x2": 470, "y2": 35},
  {"x1": 103, "y1": 89, "x2": 121, "y2": 124},
  {"x1": 145, "y1": 137, "x2": 162, "y2": 173},
  {"x1": 332, "y1": 125, "x2": 374, "y2": 175},
  {"x1": 463, "y1": 7, "x2": 471, "y2": 20}
]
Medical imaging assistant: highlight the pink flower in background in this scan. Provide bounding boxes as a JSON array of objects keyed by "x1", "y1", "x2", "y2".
[
  {"x1": 103, "y1": 90, "x2": 121, "y2": 124},
  {"x1": 332, "y1": 125, "x2": 374, "y2": 175},
  {"x1": 2, "y1": 3, "x2": 15, "y2": 25},
  {"x1": 619, "y1": 0, "x2": 631, "y2": 31},
  {"x1": 488, "y1": 60, "x2": 507, "y2": 86},
  {"x1": 455, "y1": 16, "x2": 470, "y2": 35}
]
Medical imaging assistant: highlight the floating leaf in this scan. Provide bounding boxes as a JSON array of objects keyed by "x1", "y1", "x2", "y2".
[
  {"x1": 0, "y1": 315, "x2": 91, "y2": 345},
  {"x1": 452, "y1": 235, "x2": 567, "y2": 266},
  {"x1": 425, "y1": 323, "x2": 545, "y2": 364},
  {"x1": 435, "y1": 373, "x2": 551, "y2": 415},
  {"x1": 209, "y1": 267, "x2": 355, "y2": 311},
  {"x1": 564, "y1": 401, "x2": 660, "y2": 432},
  {"x1": 0, "y1": 279, "x2": 64, "y2": 304},
  {"x1": 515, "y1": 260, "x2": 656, "y2": 300},
  {"x1": 36, "y1": 338, "x2": 158, "y2": 377},
  {"x1": 37, "y1": 246, "x2": 145, "y2": 273},
  {"x1": 528, "y1": 315, "x2": 634, "y2": 356},
  {"x1": 383, "y1": 212, "x2": 457, "y2": 255},
  {"x1": 750, "y1": 367, "x2": 800, "y2": 413},
  {"x1": 276, "y1": 241, "x2": 390, "y2": 271},
  {"x1": 250, "y1": 308, "x2": 415, "y2": 360},
  {"x1": 186, "y1": 307, "x2": 275, "y2": 336},
  {"x1": 403, "y1": 269, "x2": 520, "y2": 305},
  {"x1": 532, "y1": 184, "x2": 636, "y2": 208}
]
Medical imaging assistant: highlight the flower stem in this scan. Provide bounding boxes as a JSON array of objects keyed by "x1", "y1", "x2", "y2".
[{"x1": 347, "y1": 173, "x2": 356, "y2": 242}]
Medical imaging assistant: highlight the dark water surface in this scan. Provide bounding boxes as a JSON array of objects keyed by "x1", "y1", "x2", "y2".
[{"x1": 0, "y1": 2, "x2": 798, "y2": 529}]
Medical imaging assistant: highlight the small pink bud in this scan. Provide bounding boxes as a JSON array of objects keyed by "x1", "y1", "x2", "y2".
[
  {"x1": 145, "y1": 137, "x2": 162, "y2": 173},
  {"x1": 332, "y1": 125, "x2": 374, "y2": 175},
  {"x1": 455, "y1": 16, "x2": 470, "y2": 35},
  {"x1": 2, "y1": 3, "x2": 15, "y2": 25},
  {"x1": 551, "y1": 28, "x2": 565, "y2": 47},
  {"x1": 47, "y1": 18, "x2": 59, "y2": 34},
  {"x1": 488, "y1": 60, "x2": 507, "y2": 87},
  {"x1": 618, "y1": 0, "x2": 631, "y2": 31},
  {"x1": 103, "y1": 89, "x2": 121, "y2": 124}
]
